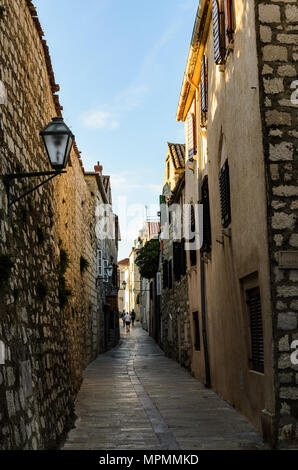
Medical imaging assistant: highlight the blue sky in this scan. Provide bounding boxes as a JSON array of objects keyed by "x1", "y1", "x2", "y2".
[{"x1": 35, "y1": 0, "x2": 197, "y2": 259}]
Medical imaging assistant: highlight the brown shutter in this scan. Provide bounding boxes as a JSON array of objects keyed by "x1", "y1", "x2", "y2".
[
  {"x1": 219, "y1": 160, "x2": 231, "y2": 228},
  {"x1": 201, "y1": 56, "x2": 208, "y2": 113},
  {"x1": 201, "y1": 177, "x2": 212, "y2": 252},
  {"x1": 246, "y1": 287, "x2": 264, "y2": 373},
  {"x1": 212, "y1": 0, "x2": 225, "y2": 64}
]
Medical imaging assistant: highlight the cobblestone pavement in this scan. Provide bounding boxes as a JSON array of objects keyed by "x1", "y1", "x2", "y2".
[{"x1": 63, "y1": 324, "x2": 266, "y2": 450}]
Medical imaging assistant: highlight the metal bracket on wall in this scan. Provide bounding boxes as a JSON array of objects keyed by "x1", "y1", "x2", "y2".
[
  {"x1": 222, "y1": 228, "x2": 232, "y2": 239},
  {"x1": 216, "y1": 236, "x2": 224, "y2": 246},
  {"x1": 3, "y1": 170, "x2": 66, "y2": 212}
]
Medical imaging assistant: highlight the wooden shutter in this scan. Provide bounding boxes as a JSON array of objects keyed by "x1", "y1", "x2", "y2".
[
  {"x1": 192, "y1": 312, "x2": 200, "y2": 351},
  {"x1": 246, "y1": 287, "x2": 264, "y2": 373},
  {"x1": 224, "y1": 0, "x2": 234, "y2": 43},
  {"x1": 187, "y1": 113, "x2": 195, "y2": 160},
  {"x1": 201, "y1": 55, "x2": 208, "y2": 113},
  {"x1": 173, "y1": 240, "x2": 186, "y2": 281},
  {"x1": 201, "y1": 177, "x2": 212, "y2": 252},
  {"x1": 212, "y1": 0, "x2": 226, "y2": 64},
  {"x1": 219, "y1": 160, "x2": 231, "y2": 228}
]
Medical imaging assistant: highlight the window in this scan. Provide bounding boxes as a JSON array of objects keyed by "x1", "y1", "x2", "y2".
[
  {"x1": 201, "y1": 177, "x2": 212, "y2": 252},
  {"x1": 212, "y1": 0, "x2": 226, "y2": 65},
  {"x1": 200, "y1": 55, "x2": 208, "y2": 116},
  {"x1": 190, "y1": 206, "x2": 197, "y2": 266},
  {"x1": 187, "y1": 112, "x2": 196, "y2": 161},
  {"x1": 192, "y1": 312, "x2": 200, "y2": 351},
  {"x1": 246, "y1": 287, "x2": 264, "y2": 373},
  {"x1": 173, "y1": 239, "x2": 187, "y2": 281},
  {"x1": 219, "y1": 160, "x2": 231, "y2": 228}
]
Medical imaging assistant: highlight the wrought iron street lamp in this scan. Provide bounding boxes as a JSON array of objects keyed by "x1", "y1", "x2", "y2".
[
  {"x1": 106, "y1": 264, "x2": 114, "y2": 278},
  {"x1": 3, "y1": 117, "x2": 74, "y2": 210}
]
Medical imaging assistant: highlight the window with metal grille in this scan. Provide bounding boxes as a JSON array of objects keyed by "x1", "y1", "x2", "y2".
[
  {"x1": 192, "y1": 311, "x2": 200, "y2": 351},
  {"x1": 212, "y1": 0, "x2": 226, "y2": 64},
  {"x1": 246, "y1": 287, "x2": 264, "y2": 373},
  {"x1": 190, "y1": 206, "x2": 197, "y2": 266},
  {"x1": 219, "y1": 160, "x2": 231, "y2": 228},
  {"x1": 201, "y1": 177, "x2": 212, "y2": 252}
]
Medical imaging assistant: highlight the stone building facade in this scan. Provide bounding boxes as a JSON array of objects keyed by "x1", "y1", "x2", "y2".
[
  {"x1": 160, "y1": 143, "x2": 192, "y2": 370},
  {"x1": 175, "y1": 0, "x2": 298, "y2": 447},
  {"x1": 0, "y1": 0, "x2": 119, "y2": 450},
  {"x1": 255, "y1": 0, "x2": 298, "y2": 445}
]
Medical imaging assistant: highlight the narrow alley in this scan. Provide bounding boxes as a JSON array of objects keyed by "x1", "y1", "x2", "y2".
[{"x1": 63, "y1": 325, "x2": 265, "y2": 451}]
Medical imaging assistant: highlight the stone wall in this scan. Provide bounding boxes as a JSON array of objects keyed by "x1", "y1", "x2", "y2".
[
  {"x1": 161, "y1": 275, "x2": 191, "y2": 369},
  {"x1": 255, "y1": 0, "x2": 298, "y2": 446},
  {"x1": 0, "y1": 0, "x2": 117, "y2": 449}
]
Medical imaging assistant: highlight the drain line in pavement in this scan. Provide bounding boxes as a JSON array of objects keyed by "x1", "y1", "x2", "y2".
[{"x1": 127, "y1": 357, "x2": 180, "y2": 450}]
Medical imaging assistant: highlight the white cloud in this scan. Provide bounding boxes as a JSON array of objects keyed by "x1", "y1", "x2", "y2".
[{"x1": 82, "y1": 110, "x2": 119, "y2": 130}]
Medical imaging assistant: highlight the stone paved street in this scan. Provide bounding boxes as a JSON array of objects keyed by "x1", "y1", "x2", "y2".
[{"x1": 63, "y1": 324, "x2": 266, "y2": 450}]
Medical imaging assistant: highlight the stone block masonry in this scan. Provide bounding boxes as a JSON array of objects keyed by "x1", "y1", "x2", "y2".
[
  {"x1": 255, "y1": 0, "x2": 298, "y2": 447},
  {"x1": 0, "y1": 0, "x2": 117, "y2": 449}
]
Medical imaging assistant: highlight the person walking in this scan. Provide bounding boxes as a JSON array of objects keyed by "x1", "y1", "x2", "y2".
[
  {"x1": 121, "y1": 310, "x2": 126, "y2": 328},
  {"x1": 131, "y1": 309, "x2": 136, "y2": 327},
  {"x1": 125, "y1": 312, "x2": 131, "y2": 333}
]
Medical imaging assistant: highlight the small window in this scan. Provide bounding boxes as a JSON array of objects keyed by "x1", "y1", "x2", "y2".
[
  {"x1": 201, "y1": 177, "x2": 212, "y2": 252},
  {"x1": 192, "y1": 312, "x2": 200, "y2": 351},
  {"x1": 246, "y1": 287, "x2": 264, "y2": 373},
  {"x1": 219, "y1": 160, "x2": 231, "y2": 228}
]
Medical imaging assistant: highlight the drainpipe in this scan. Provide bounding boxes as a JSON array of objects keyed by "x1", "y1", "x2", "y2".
[{"x1": 200, "y1": 254, "x2": 211, "y2": 388}]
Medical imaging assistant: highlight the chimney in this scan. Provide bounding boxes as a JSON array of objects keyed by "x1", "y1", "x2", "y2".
[{"x1": 94, "y1": 161, "x2": 103, "y2": 174}]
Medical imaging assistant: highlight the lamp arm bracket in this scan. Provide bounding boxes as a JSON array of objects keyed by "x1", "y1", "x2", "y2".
[{"x1": 3, "y1": 170, "x2": 66, "y2": 210}]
